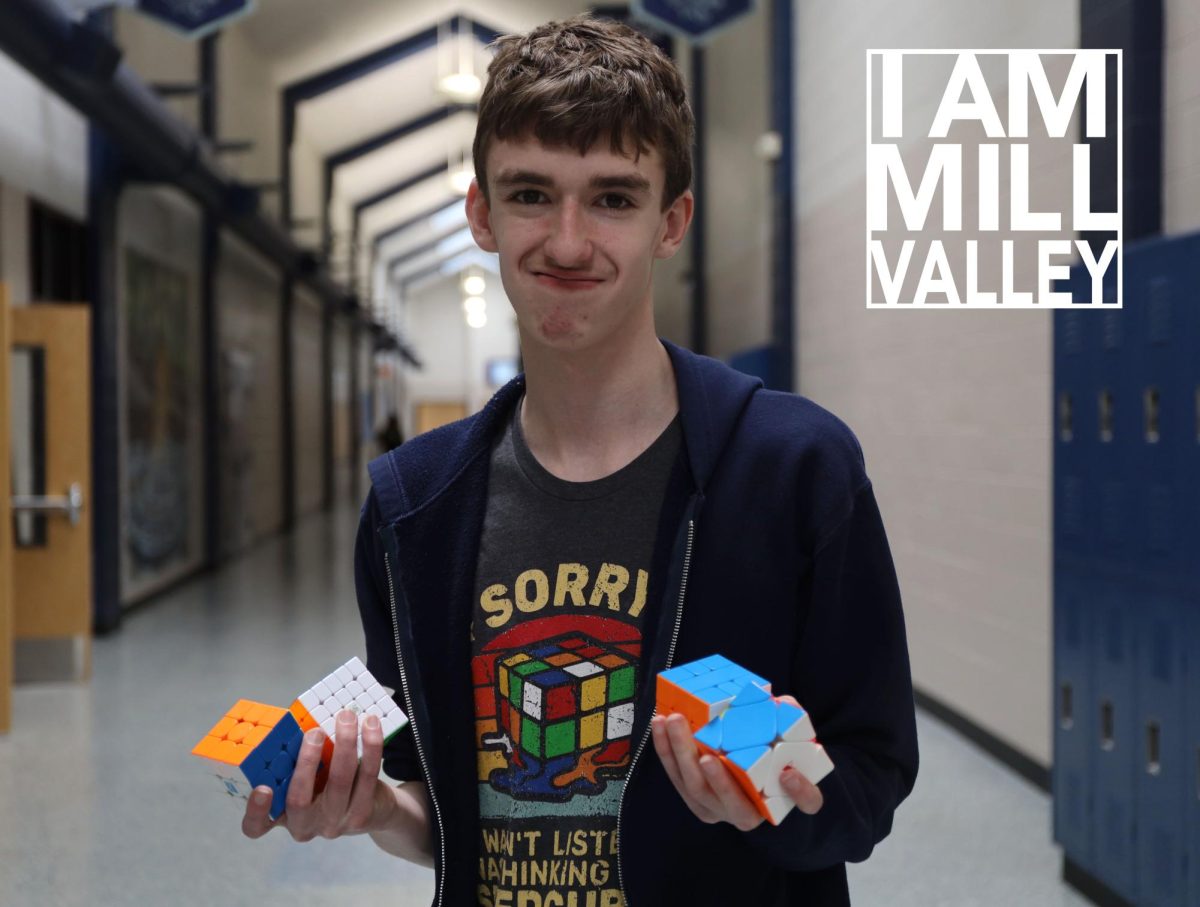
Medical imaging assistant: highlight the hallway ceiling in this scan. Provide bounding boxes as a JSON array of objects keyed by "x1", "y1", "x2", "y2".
[{"x1": 229, "y1": 3, "x2": 583, "y2": 307}]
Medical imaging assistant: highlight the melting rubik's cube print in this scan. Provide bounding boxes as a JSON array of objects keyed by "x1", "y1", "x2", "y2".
[
  {"x1": 192, "y1": 657, "x2": 408, "y2": 819},
  {"x1": 657, "y1": 655, "x2": 834, "y2": 826},
  {"x1": 496, "y1": 636, "x2": 636, "y2": 762}
]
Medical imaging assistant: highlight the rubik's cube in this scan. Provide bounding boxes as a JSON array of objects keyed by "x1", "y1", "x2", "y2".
[
  {"x1": 291, "y1": 656, "x2": 409, "y2": 756},
  {"x1": 191, "y1": 700, "x2": 308, "y2": 820},
  {"x1": 496, "y1": 635, "x2": 636, "y2": 760},
  {"x1": 192, "y1": 657, "x2": 408, "y2": 819},
  {"x1": 657, "y1": 655, "x2": 834, "y2": 826}
]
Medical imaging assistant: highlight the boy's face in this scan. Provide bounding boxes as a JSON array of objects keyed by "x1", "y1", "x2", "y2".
[{"x1": 466, "y1": 136, "x2": 692, "y2": 353}]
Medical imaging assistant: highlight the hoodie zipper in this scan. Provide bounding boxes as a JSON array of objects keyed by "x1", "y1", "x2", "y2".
[
  {"x1": 383, "y1": 550, "x2": 448, "y2": 907},
  {"x1": 615, "y1": 517, "x2": 696, "y2": 905}
]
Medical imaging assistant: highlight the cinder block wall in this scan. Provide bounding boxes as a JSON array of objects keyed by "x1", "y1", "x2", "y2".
[
  {"x1": 793, "y1": 2, "x2": 1079, "y2": 766},
  {"x1": 1165, "y1": 0, "x2": 1200, "y2": 234}
]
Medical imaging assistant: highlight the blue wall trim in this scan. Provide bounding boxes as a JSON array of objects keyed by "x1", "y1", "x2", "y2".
[
  {"x1": 373, "y1": 198, "x2": 464, "y2": 251},
  {"x1": 690, "y1": 45, "x2": 707, "y2": 355},
  {"x1": 386, "y1": 223, "x2": 470, "y2": 274},
  {"x1": 321, "y1": 103, "x2": 476, "y2": 257},
  {"x1": 769, "y1": 0, "x2": 794, "y2": 392}
]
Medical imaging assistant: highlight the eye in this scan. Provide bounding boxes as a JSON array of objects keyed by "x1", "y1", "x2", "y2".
[
  {"x1": 508, "y1": 189, "x2": 545, "y2": 205},
  {"x1": 598, "y1": 193, "x2": 633, "y2": 210}
]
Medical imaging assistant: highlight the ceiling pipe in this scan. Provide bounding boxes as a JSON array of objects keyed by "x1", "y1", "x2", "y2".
[{"x1": 0, "y1": 0, "x2": 353, "y2": 311}]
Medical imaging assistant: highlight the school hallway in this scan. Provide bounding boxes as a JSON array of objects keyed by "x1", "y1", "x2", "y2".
[{"x1": 0, "y1": 501, "x2": 1089, "y2": 907}]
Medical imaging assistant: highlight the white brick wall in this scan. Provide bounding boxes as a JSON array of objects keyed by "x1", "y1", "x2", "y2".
[
  {"x1": 794, "y1": 1, "x2": 1078, "y2": 766},
  {"x1": 1164, "y1": 0, "x2": 1200, "y2": 234},
  {"x1": 703, "y1": 11, "x2": 772, "y2": 360}
]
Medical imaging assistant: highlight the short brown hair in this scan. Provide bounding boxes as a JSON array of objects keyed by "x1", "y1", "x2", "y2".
[{"x1": 472, "y1": 15, "x2": 694, "y2": 209}]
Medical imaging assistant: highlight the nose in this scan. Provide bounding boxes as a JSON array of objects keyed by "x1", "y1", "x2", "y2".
[{"x1": 543, "y1": 198, "x2": 592, "y2": 268}]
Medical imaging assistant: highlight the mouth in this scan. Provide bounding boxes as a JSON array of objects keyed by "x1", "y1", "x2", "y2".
[{"x1": 533, "y1": 271, "x2": 604, "y2": 290}]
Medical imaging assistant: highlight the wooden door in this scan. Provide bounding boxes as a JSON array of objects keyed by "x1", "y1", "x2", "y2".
[
  {"x1": 0, "y1": 286, "x2": 11, "y2": 732},
  {"x1": 9, "y1": 304, "x2": 92, "y2": 684},
  {"x1": 414, "y1": 401, "x2": 468, "y2": 435}
]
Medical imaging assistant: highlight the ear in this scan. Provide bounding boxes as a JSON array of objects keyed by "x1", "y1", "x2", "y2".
[
  {"x1": 653, "y1": 189, "x2": 694, "y2": 260},
  {"x1": 466, "y1": 179, "x2": 498, "y2": 253}
]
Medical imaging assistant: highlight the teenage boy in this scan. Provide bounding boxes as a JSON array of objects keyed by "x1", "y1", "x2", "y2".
[{"x1": 243, "y1": 15, "x2": 918, "y2": 907}]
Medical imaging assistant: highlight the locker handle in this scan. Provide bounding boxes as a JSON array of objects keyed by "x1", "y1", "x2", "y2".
[
  {"x1": 1145, "y1": 721, "x2": 1161, "y2": 776},
  {"x1": 1098, "y1": 390, "x2": 1114, "y2": 443},
  {"x1": 1143, "y1": 387, "x2": 1160, "y2": 443},
  {"x1": 1058, "y1": 683, "x2": 1073, "y2": 730},
  {"x1": 1058, "y1": 392, "x2": 1073, "y2": 442},
  {"x1": 1099, "y1": 700, "x2": 1114, "y2": 751}
]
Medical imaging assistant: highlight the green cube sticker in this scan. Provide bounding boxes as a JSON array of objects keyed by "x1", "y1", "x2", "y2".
[
  {"x1": 511, "y1": 675, "x2": 524, "y2": 707},
  {"x1": 544, "y1": 719, "x2": 575, "y2": 758},
  {"x1": 521, "y1": 716, "x2": 542, "y2": 757},
  {"x1": 514, "y1": 660, "x2": 550, "y2": 677},
  {"x1": 608, "y1": 665, "x2": 635, "y2": 703}
]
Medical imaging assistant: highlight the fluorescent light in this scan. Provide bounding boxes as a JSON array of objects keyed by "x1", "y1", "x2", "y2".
[
  {"x1": 462, "y1": 296, "x2": 486, "y2": 317},
  {"x1": 438, "y1": 72, "x2": 482, "y2": 101},
  {"x1": 462, "y1": 274, "x2": 486, "y2": 295},
  {"x1": 466, "y1": 308, "x2": 488, "y2": 329},
  {"x1": 448, "y1": 166, "x2": 474, "y2": 195}
]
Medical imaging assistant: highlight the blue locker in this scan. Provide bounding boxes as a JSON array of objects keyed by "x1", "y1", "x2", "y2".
[
  {"x1": 1132, "y1": 586, "x2": 1188, "y2": 906},
  {"x1": 1177, "y1": 231, "x2": 1200, "y2": 600},
  {"x1": 1052, "y1": 558, "x2": 1094, "y2": 865},
  {"x1": 1088, "y1": 571, "x2": 1140, "y2": 903},
  {"x1": 1187, "y1": 594, "x2": 1200, "y2": 907},
  {"x1": 1128, "y1": 238, "x2": 1188, "y2": 586}
]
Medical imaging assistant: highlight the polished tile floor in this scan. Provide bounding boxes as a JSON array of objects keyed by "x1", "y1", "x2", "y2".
[{"x1": 0, "y1": 502, "x2": 1091, "y2": 906}]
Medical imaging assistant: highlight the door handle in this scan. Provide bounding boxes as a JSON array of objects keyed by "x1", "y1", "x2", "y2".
[{"x1": 12, "y1": 482, "x2": 85, "y2": 526}]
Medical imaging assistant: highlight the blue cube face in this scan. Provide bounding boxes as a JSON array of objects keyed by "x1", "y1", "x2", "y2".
[
  {"x1": 718, "y1": 699, "x2": 777, "y2": 751},
  {"x1": 240, "y1": 712, "x2": 303, "y2": 820}
]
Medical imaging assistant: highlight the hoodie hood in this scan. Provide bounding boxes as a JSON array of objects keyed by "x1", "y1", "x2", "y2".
[{"x1": 376, "y1": 339, "x2": 763, "y2": 519}]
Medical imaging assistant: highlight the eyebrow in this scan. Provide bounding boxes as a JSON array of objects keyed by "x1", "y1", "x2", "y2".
[{"x1": 494, "y1": 169, "x2": 653, "y2": 195}]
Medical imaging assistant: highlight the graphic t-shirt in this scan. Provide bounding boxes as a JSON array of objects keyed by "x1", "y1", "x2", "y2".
[{"x1": 471, "y1": 398, "x2": 681, "y2": 907}]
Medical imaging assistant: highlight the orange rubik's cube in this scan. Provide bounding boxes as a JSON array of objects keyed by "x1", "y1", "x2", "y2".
[
  {"x1": 656, "y1": 655, "x2": 834, "y2": 826},
  {"x1": 192, "y1": 657, "x2": 408, "y2": 819}
]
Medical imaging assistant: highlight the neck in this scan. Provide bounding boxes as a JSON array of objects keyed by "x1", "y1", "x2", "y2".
[{"x1": 518, "y1": 321, "x2": 678, "y2": 481}]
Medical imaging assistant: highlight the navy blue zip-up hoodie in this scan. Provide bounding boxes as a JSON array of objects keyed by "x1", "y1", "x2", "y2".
[{"x1": 354, "y1": 340, "x2": 918, "y2": 906}]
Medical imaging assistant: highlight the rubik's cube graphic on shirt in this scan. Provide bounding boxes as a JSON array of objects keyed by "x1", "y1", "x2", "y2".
[
  {"x1": 191, "y1": 657, "x2": 408, "y2": 819},
  {"x1": 496, "y1": 635, "x2": 636, "y2": 761},
  {"x1": 657, "y1": 654, "x2": 834, "y2": 826}
]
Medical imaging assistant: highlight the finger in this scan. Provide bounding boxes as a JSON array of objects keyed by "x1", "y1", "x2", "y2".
[
  {"x1": 781, "y1": 766, "x2": 824, "y2": 814},
  {"x1": 285, "y1": 727, "x2": 324, "y2": 815},
  {"x1": 345, "y1": 714, "x2": 384, "y2": 830},
  {"x1": 651, "y1": 716, "x2": 717, "y2": 822},
  {"x1": 651, "y1": 716, "x2": 684, "y2": 785},
  {"x1": 776, "y1": 694, "x2": 800, "y2": 707},
  {"x1": 699, "y1": 756, "x2": 765, "y2": 831},
  {"x1": 321, "y1": 710, "x2": 360, "y2": 825},
  {"x1": 664, "y1": 714, "x2": 722, "y2": 815},
  {"x1": 241, "y1": 786, "x2": 281, "y2": 839}
]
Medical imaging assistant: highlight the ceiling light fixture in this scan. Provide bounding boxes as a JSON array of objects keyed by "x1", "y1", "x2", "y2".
[
  {"x1": 461, "y1": 270, "x2": 486, "y2": 296},
  {"x1": 437, "y1": 19, "x2": 483, "y2": 102}
]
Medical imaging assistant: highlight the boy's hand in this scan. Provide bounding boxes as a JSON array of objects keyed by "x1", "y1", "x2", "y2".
[
  {"x1": 241, "y1": 709, "x2": 393, "y2": 841},
  {"x1": 651, "y1": 695, "x2": 824, "y2": 831}
]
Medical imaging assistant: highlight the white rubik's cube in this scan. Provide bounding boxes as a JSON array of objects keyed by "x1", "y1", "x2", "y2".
[{"x1": 291, "y1": 657, "x2": 409, "y2": 756}]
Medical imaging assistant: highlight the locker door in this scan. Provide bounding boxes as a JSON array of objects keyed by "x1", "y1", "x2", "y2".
[
  {"x1": 1090, "y1": 574, "x2": 1139, "y2": 902},
  {"x1": 1133, "y1": 588, "x2": 1188, "y2": 905},
  {"x1": 1052, "y1": 561, "x2": 1094, "y2": 864}
]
